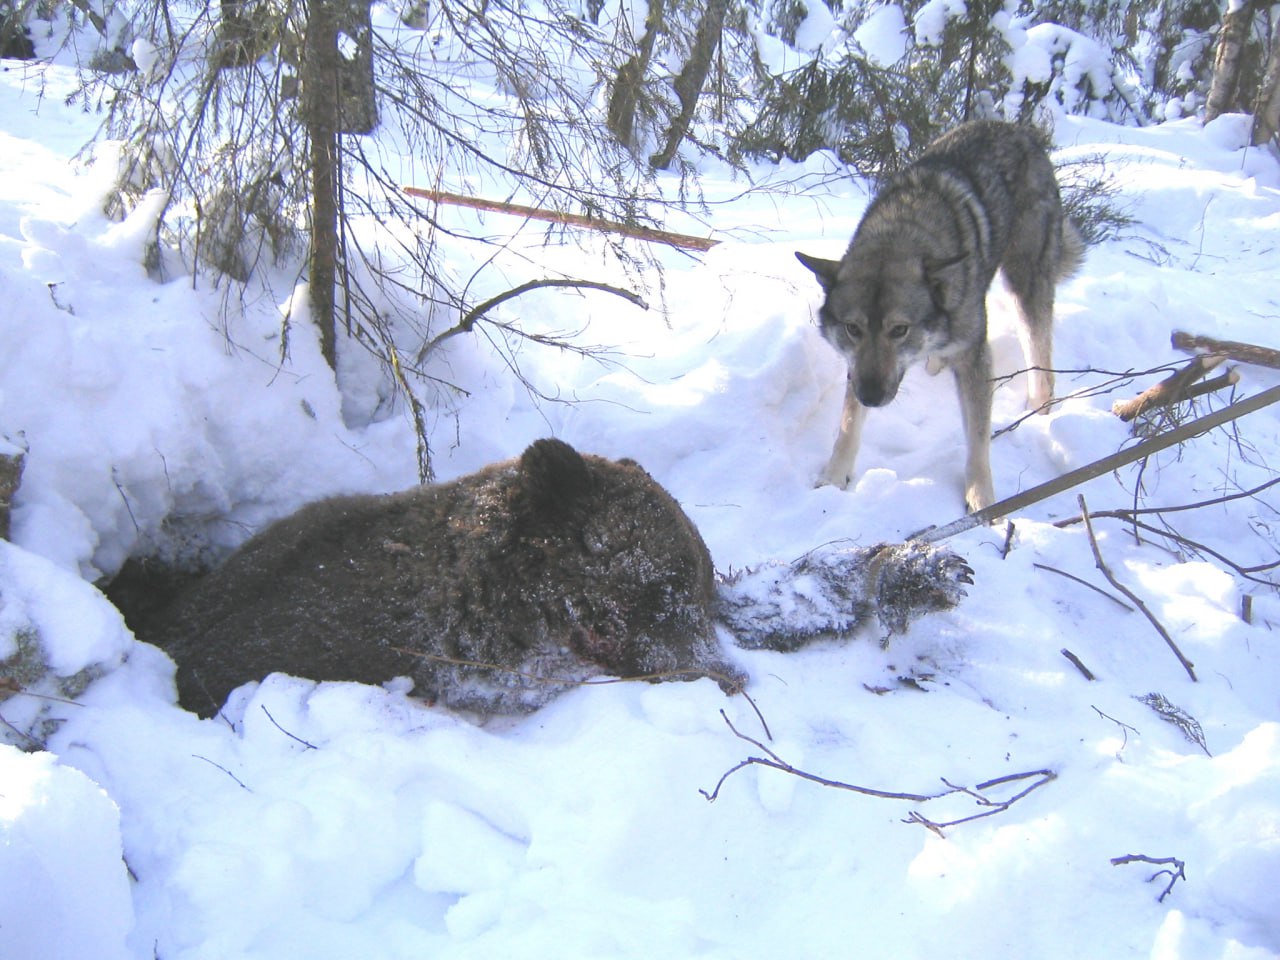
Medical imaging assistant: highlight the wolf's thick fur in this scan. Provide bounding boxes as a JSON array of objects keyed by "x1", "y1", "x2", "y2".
[
  {"x1": 796, "y1": 120, "x2": 1083, "y2": 512},
  {"x1": 125, "y1": 439, "x2": 745, "y2": 718}
]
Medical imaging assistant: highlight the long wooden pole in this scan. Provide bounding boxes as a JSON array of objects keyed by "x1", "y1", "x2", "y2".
[
  {"x1": 403, "y1": 186, "x2": 719, "y2": 252},
  {"x1": 914, "y1": 383, "x2": 1280, "y2": 543}
]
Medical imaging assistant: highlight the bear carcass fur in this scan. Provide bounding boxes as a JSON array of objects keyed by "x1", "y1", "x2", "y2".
[{"x1": 129, "y1": 438, "x2": 746, "y2": 717}]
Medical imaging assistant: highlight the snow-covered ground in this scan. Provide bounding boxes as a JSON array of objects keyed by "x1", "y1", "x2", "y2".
[{"x1": 3, "y1": 29, "x2": 1280, "y2": 960}]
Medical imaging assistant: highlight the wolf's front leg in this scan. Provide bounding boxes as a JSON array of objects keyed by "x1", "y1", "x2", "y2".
[
  {"x1": 818, "y1": 372, "x2": 867, "y2": 489},
  {"x1": 953, "y1": 344, "x2": 995, "y2": 513}
]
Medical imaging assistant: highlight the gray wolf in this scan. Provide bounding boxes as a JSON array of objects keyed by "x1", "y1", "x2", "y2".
[
  {"x1": 796, "y1": 120, "x2": 1083, "y2": 512},
  {"x1": 123, "y1": 439, "x2": 745, "y2": 717}
]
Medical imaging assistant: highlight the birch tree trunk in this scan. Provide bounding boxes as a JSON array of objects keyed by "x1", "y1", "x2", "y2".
[{"x1": 1205, "y1": 0, "x2": 1257, "y2": 122}]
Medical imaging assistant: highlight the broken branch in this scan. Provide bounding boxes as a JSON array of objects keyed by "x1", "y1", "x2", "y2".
[
  {"x1": 1111, "y1": 853, "x2": 1187, "y2": 902},
  {"x1": 1111, "y1": 355, "x2": 1236, "y2": 422},
  {"x1": 908, "y1": 768, "x2": 1057, "y2": 834},
  {"x1": 1061, "y1": 648, "x2": 1097, "y2": 681},
  {"x1": 1172, "y1": 330, "x2": 1280, "y2": 370},
  {"x1": 403, "y1": 186, "x2": 719, "y2": 251}
]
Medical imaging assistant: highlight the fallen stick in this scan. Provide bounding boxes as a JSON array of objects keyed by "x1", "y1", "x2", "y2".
[
  {"x1": 1111, "y1": 355, "x2": 1235, "y2": 422},
  {"x1": 1061, "y1": 648, "x2": 1097, "y2": 681},
  {"x1": 403, "y1": 186, "x2": 719, "y2": 251},
  {"x1": 1172, "y1": 330, "x2": 1280, "y2": 369},
  {"x1": 1034, "y1": 562, "x2": 1134, "y2": 612},
  {"x1": 1110, "y1": 854, "x2": 1187, "y2": 903},
  {"x1": 1079, "y1": 495, "x2": 1197, "y2": 682},
  {"x1": 914, "y1": 383, "x2": 1280, "y2": 543}
]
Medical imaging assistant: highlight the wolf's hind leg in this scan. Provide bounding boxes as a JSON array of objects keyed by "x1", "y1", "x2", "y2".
[
  {"x1": 1003, "y1": 245, "x2": 1058, "y2": 414},
  {"x1": 1018, "y1": 302, "x2": 1055, "y2": 413},
  {"x1": 819, "y1": 372, "x2": 867, "y2": 489}
]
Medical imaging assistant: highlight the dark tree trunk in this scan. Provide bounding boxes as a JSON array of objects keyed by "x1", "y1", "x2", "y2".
[
  {"x1": 1251, "y1": 28, "x2": 1280, "y2": 145},
  {"x1": 607, "y1": 0, "x2": 664, "y2": 151},
  {"x1": 650, "y1": 0, "x2": 727, "y2": 169},
  {"x1": 302, "y1": 0, "x2": 341, "y2": 370},
  {"x1": 299, "y1": 0, "x2": 377, "y2": 371},
  {"x1": 335, "y1": 0, "x2": 378, "y2": 135}
]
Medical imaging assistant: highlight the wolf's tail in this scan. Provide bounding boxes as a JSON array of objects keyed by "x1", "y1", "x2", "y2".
[{"x1": 1057, "y1": 218, "x2": 1086, "y2": 282}]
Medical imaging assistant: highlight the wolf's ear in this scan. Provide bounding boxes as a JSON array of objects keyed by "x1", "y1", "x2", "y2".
[
  {"x1": 795, "y1": 252, "x2": 841, "y2": 292},
  {"x1": 924, "y1": 254, "x2": 969, "y2": 309}
]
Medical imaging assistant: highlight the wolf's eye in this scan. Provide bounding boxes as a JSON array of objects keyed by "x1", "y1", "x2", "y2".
[
  {"x1": 887, "y1": 323, "x2": 910, "y2": 340},
  {"x1": 843, "y1": 323, "x2": 864, "y2": 341}
]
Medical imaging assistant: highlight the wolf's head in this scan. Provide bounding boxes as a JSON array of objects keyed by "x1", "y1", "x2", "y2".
[{"x1": 796, "y1": 249, "x2": 966, "y2": 407}]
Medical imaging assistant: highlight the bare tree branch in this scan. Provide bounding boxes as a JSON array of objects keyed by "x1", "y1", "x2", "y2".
[
  {"x1": 1033, "y1": 562, "x2": 1135, "y2": 612},
  {"x1": 1071, "y1": 513, "x2": 1279, "y2": 586},
  {"x1": 1092, "y1": 705, "x2": 1140, "y2": 748},
  {"x1": 907, "y1": 769, "x2": 1058, "y2": 834},
  {"x1": 1054, "y1": 474, "x2": 1280, "y2": 523},
  {"x1": 403, "y1": 187, "x2": 719, "y2": 251},
  {"x1": 1111, "y1": 853, "x2": 1187, "y2": 902},
  {"x1": 1078, "y1": 496, "x2": 1197, "y2": 682},
  {"x1": 1051, "y1": 475, "x2": 1280, "y2": 588},
  {"x1": 260, "y1": 705, "x2": 318, "y2": 750},
  {"x1": 702, "y1": 710, "x2": 1056, "y2": 836},
  {"x1": 416, "y1": 278, "x2": 648, "y2": 363},
  {"x1": 915, "y1": 384, "x2": 1280, "y2": 544}
]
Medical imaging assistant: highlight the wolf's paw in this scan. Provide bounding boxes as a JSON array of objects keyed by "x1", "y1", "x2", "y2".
[
  {"x1": 1029, "y1": 393, "x2": 1054, "y2": 415},
  {"x1": 815, "y1": 469, "x2": 852, "y2": 490},
  {"x1": 1027, "y1": 374, "x2": 1055, "y2": 415},
  {"x1": 873, "y1": 541, "x2": 973, "y2": 635},
  {"x1": 964, "y1": 479, "x2": 996, "y2": 514}
]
